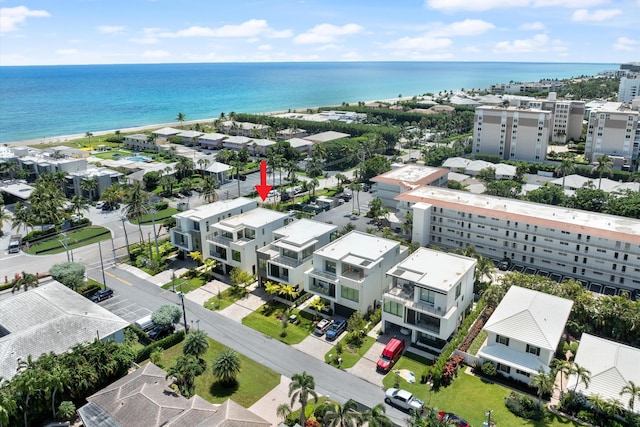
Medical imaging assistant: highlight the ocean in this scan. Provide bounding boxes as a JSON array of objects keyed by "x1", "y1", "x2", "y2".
[{"x1": 0, "y1": 62, "x2": 614, "y2": 144}]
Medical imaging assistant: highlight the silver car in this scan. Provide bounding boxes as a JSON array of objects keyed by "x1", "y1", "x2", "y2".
[{"x1": 384, "y1": 388, "x2": 424, "y2": 412}]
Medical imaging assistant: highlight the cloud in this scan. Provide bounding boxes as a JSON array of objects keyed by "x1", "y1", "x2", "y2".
[
  {"x1": 571, "y1": 9, "x2": 622, "y2": 22},
  {"x1": 494, "y1": 33, "x2": 567, "y2": 53},
  {"x1": 159, "y1": 19, "x2": 292, "y2": 39},
  {"x1": 129, "y1": 28, "x2": 161, "y2": 44},
  {"x1": 519, "y1": 21, "x2": 546, "y2": 30},
  {"x1": 613, "y1": 37, "x2": 638, "y2": 51},
  {"x1": 425, "y1": 0, "x2": 606, "y2": 11},
  {"x1": 56, "y1": 49, "x2": 78, "y2": 55},
  {"x1": 0, "y1": 6, "x2": 50, "y2": 33},
  {"x1": 427, "y1": 19, "x2": 495, "y2": 37},
  {"x1": 143, "y1": 50, "x2": 170, "y2": 58},
  {"x1": 294, "y1": 23, "x2": 363, "y2": 44},
  {"x1": 97, "y1": 25, "x2": 125, "y2": 35},
  {"x1": 258, "y1": 44, "x2": 272, "y2": 51},
  {"x1": 382, "y1": 36, "x2": 452, "y2": 51}
]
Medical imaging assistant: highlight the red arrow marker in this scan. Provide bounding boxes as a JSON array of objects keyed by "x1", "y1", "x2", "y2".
[{"x1": 255, "y1": 160, "x2": 273, "y2": 201}]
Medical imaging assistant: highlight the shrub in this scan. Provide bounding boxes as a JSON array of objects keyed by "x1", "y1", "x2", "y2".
[
  {"x1": 154, "y1": 201, "x2": 169, "y2": 211},
  {"x1": 504, "y1": 391, "x2": 546, "y2": 421},
  {"x1": 576, "y1": 410, "x2": 597, "y2": 425},
  {"x1": 481, "y1": 361, "x2": 497, "y2": 377},
  {"x1": 77, "y1": 282, "x2": 102, "y2": 298},
  {"x1": 136, "y1": 330, "x2": 185, "y2": 362},
  {"x1": 366, "y1": 307, "x2": 382, "y2": 327},
  {"x1": 313, "y1": 404, "x2": 329, "y2": 419}
]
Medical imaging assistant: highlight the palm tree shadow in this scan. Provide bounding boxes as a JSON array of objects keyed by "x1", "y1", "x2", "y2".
[{"x1": 209, "y1": 380, "x2": 239, "y2": 398}]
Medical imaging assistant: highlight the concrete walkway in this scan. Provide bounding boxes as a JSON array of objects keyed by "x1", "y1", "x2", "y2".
[{"x1": 248, "y1": 375, "x2": 301, "y2": 426}]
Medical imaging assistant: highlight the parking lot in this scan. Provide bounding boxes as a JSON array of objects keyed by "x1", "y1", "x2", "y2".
[{"x1": 97, "y1": 294, "x2": 152, "y2": 323}]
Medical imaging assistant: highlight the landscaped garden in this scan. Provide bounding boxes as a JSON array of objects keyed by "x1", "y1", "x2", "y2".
[
  {"x1": 324, "y1": 334, "x2": 376, "y2": 369},
  {"x1": 242, "y1": 301, "x2": 315, "y2": 345},
  {"x1": 25, "y1": 225, "x2": 111, "y2": 255}
]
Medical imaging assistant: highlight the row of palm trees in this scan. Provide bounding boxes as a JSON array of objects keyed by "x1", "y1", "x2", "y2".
[
  {"x1": 279, "y1": 371, "x2": 394, "y2": 427},
  {"x1": 554, "y1": 154, "x2": 616, "y2": 190}
]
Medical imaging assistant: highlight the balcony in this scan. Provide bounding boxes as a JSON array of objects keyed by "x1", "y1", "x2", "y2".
[
  {"x1": 340, "y1": 269, "x2": 365, "y2": 283},
  {"x1": 309, "y1": 278, "x2": 336, "y2": 298},
  {"x1": 207, "y1": 234, "x2": 232, "y2": 246},
  {"x1": 270, "y1": 254, "x2": 303, "y2": 268},
  {"x1": 209, "y1": 246, "x2": 227, "y2": 261},
  {"x1": 308, "y1": 268, "x2": 339, "y2": 283}
]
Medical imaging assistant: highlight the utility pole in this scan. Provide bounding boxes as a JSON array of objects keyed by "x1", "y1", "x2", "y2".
[
  {"x1": 179, "y1": 281, "x2": 188, "y2": 334},
  {"x1": 485, "y1": 409, "x2": 493, "y2": 427},
  {"x1": 98, "y1": 241, "x2": 107, "y2": 288},
  {"x1": 59, "y1": 232, "x2": 70, "y2": 262},
  {"x1": 150, "y1": 208, "x2": 159, "y2": 257},
  {"x1": 121, "y1": 216, "x2": 132, "y2": 261}
]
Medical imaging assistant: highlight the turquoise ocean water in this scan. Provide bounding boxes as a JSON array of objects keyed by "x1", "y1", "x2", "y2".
[{"x1": 0, "y1": 62, "x2": 614, "y2": 143}]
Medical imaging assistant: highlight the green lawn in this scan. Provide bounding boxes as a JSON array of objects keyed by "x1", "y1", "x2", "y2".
[
  {"x1": 154, "y1": 337, "x2": 280, "y2": 407},
  {"x1": 242, "y1": 301, "x2": 315, "y2": 345},
  {"x1": 131, "y1": 207, "x2": 179, "y2": 225},
  {"x1": 323, "y1": 335, "x2": 376, "y2": 369},
  {"x1": 27, "y1": 226, "x2": 111, "y2": 255},
  {"x1": 385, "y1": 371, "x2": 582, "y2": 427},
  {"x1": 467, "y1": 330, "x2": 488, "y2": 356},
  {"x1": 92, "y1": 149, "x2": 132, "y2": 160},
  {"x1": 161, "y1": 276, "x2": 206, "y2": 294},
  {"x1": 203, "y1": 286, "x2": 246, "y2": 311}
]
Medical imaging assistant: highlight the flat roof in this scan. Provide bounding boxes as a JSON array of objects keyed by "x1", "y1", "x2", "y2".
[
  {"x1": 304, "y1": 131, "x2": 351, "y2": 143},
  {"x1": 218, "y1": 207, "x2": 288, "y2": 229},
  {"x1": 175, "y1": 197, "x2": 256, "y2": 221},
  {"x1": 314, "y1": 230, "x2": 400, "y2": 264},
  {"x1": 397, "y1": 187, "x2": 640, "y2": 244},
  {"x1": 386, "y1": 247, "x2": 475, "y2": 292},
  {"x1": 0, "y1": 281, "x2": 129, "y2": 380},
  {"x1": 371, "y1": 164, "x2": 448, "y2": 189},
  {"x1": 0, "y1": 182, "x2": 34, "y2": 199},
  {"x1": 273, "y1": 219, "x2": 337, "y2": 247}
]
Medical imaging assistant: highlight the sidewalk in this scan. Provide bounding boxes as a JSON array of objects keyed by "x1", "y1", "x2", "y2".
[{"x1": 248, "y1": 375, "x2": 301, "y2": 426}]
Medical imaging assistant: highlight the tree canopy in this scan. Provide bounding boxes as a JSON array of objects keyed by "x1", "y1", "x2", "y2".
[{"x1": 151, "y1": 305, "x2": 182, "y2": 330}]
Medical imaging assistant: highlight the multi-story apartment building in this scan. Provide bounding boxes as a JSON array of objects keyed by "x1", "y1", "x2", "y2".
[
  {"x1": 584, "y1": 102, "x2": 640, "y2": 169},
  {"x1": 304, "y1": 231, "x2": 408, "y2": 317},
  {"x1": 170, "y1": 197, "x2": 257, "y2": 256},
  {"x1": 478, "y1": 286, "x2": 573, "y2": 385},
  {"x1": 206, "y1": 208, "x2": 290, "y2": 275},
  {"x1": 618, "y1": 74, "x2": 640, "y2": 102},
  {"x1": 257, "y1": 219, "x2": 338, "y2": 289},
  {"x1": 381, "y1": 248, "x2": 476, "y2": 353},
  {"x1": 397, "y1": 187, "x2": 640, "y2": 298},
  {"x1": 473, "y1": 105, "x2": 551, "y2": 162},
  {"x1": 370, "y1": 164, "x2": 449, "y2": 209}
]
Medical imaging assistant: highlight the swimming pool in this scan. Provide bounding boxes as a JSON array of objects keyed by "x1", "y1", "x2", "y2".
[{"x1": 127, "y1": 156, "x2": 151, "y2": 162}]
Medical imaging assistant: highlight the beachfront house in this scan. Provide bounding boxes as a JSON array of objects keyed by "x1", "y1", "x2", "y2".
[
  {"x1": 304, "y1": 230, "x2": 408, "y2": 317},
  {"x1": 198, "y1": 132, "x2": 226, "y2": 149},
  {"x1": 381, "y1": 248, "x2": 476, "y2": 353},
  {"x1": 478, "y1": 286, "x2": 573, "y2": 384},
  {"x1": 206, "y1": 208, "x2": 290, "y2": 275},
  {"x1": 257, "y1": 219, "x2": 337, "y2": 290},
  {"x1": 124, "y1": 134, "x2": 163, "y2": 152}
]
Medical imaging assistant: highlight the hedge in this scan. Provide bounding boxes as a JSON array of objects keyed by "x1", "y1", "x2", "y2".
[{"x1": 135, "y1": 330, "x2": 185, "y2": 362}]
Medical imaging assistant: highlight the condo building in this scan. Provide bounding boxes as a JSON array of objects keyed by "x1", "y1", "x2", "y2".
[
  {"x1": 257, "y1": 219, "x2": 338, "y2": 289},
  {"x1": 397, "y1": 187, "x2": 640, "y2": 298},
  {"x1": 618, "y1": 74, "x2": 640, "y2": 102},
  {"x1": 206, "y1": 208, "x2": 290, "y2": 275},
  {"x1": 584, "y1": 102, "x2": 640, "y2": 169},
  {"x1": 170, "y1": 197, "x2": 257, "y2": 256},
  {"x1": 381, "y1": 248, "x2": 476, "y2": 353},
  {"x1": 304, "y1": 231, "x2": 408, "y2": 317}
]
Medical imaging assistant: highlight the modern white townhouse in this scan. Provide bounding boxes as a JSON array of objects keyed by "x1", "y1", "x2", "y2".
[
  {"x1": 170, "y1": 197, "x2": 257, "y2": 257},
  {"x1": 478, "y1": 286, "x2": 573, "y2": 385},
  {"x1": 381, "y1": 248, "x2": 476, "y2": 353},
  {"x1": 473, "y1": 105, "x2": 551, "y2": 162},
  {"x1": 584, "y1": 102, "x2": 640, "y2": 169},
  {"x1": 304, "y1": 231, "x2": 408, "y2": 317},
  {"x1": 206, "y1": 208, "x2": 290, "y2": 275},
  {"x1": 397, "y1": 187, "x2": 640, "y2": 298},
  {"x1": 370, "y1": 164, "x2": 449, "y2": 209},
  {"x1": 257, "y1": 219, "x2": 338, "y2": 290}
]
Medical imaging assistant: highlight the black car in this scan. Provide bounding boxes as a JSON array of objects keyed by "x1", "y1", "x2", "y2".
[
  {"x1": 148, "y1": 325, "x2": 173, "y2": 341},
  {"x1": 90, "y1": 288, "x2": 114, "y2": 302}
]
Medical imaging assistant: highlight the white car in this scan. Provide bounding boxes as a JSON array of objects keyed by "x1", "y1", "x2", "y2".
[
  {"x1": 268, "y1": 189, "x2": 279, "y2": 197},
  {"x1": 384, "y1": 388, "x2": 424, "y2": 412},
  {"x1": 96, "y1": 201, "x2": 105, "y2": 209}
]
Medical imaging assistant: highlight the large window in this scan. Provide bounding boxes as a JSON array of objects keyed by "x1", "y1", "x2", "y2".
[
  {"x1": 232, "y1": 250, "x2": 241, "y2": 262},
  {"x1": 497, "y1": 363, "x2": 511, "y2": 374},
  {"x1": 419, "y1": 288, "x2": 435, "y2": 305},
  {"x1": 496, "y1": 335, "x2": 510, "y2": 346},
  {"x1": 384, "y1": 300, "x2": 403, "y2": 317},
  {"x1": 282, "y1": 248, "x2": 298, "y2": 260},
  {"x1": 455, "y1": 283, "x2": 461, "y2": 298},
  {"x1": 221, "y1": 230, "x2": 233, "y2": 240},
  {"x1": 325, "y1": 260, "x2": 336, "y2": 274},
  {"x1": 302, "y1": 245, "x2": 315, "y2": 259},
  {"x1": 341, "y1": 287, "x2": 359, "y2": 302},
  {"x1": 526, "y1": 344, "x2": 540, "y2": 356}
]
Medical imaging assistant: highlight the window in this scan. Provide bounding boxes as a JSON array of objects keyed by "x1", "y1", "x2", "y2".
[
  {"x1": 384, "y1": 299, "x2": 403, "y2": 316},
  {"x1": 231, "y1": 250, "x2": 241, "y2": 262},
  {"x1": 342, "y1": 287, "x2": 359, "y2": 302},
  {"x1": 526, "y1": 344, "x2": 540, "y2": 356},
  {"x1": 419, "y1": 288, "x2": 435, "y2": 305},
  {"x1": 455, "y1": 283, "x2": 461, "y2": 298},
  {"x1": 516, "y1": 369, "x2": 531, "y2": 378},
  {"x1": 496, "y1": 335, "x2": 510, "y2": 346},
  {"x1": 497, "y1": 363, "x2": 511, "y2": 374},
  {"x1": 325, "y1": 260, "x2": 336, "y2": 274}
]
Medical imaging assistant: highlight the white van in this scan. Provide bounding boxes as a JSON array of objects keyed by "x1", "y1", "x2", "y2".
[{"x1": 134, "y1": 315, "x2": 154, "y2": 331}]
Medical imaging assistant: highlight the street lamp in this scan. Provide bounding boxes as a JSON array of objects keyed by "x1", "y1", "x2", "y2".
[
  {"x1": 485, "y1": 410, "x2": 493, "y2": 427},
  {"x1": 120, "y1": 216, "x2": 132, "y2": 261},
  {"x1": 59, "y1": 232, "x2": 70, "y2": 262},
  {"x1": 178, "y1": 281, "x2": 188, "y2": 334},
  {"x1": 150, "y1": 208, "x2": 159, "y2": 257}
]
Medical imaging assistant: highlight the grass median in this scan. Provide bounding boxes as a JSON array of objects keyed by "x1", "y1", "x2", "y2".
[{"x1": 26, "y1": 226, "x2": 111, "y2": 255}]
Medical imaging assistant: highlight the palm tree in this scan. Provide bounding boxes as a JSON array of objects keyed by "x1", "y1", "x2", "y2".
[
  {"x1": 12, "y1": 271, "x2": 39, "y2": 293},
  {"x1": 212, "y1": 349, "x2": 241, "y2": 387},
  {"x1": 183, "y1": 330, "x2": 209, "y2": 360},
  {"x1": 85, "y1": 131, "x2": 94, "y2": 150},
  {"x1": 335, "y1": 173, "x2": 347, "y2": 189},
  {"x1": 0, "y1": 161, "x2": 19, "y2": 180},
  {"x1": 100, "y1": 183, "x2": 124, "y2": 207},
  {"x1": 176, "y1": 112, "x2": 186, "y2": 128},
  {"x1": 309, "y1": 298, "x2": 326, "y2": 321},
  {"x1": 555, "y1": 159, "x2": 575, "y2": 190},
  {"x1": 202, "y1": 258, "x2": 216, "y2": 281},
  {"x1": 475, "y1": 256, "x2": 495, "y2": 284},
  {"x1": 620, "y1": 380, "x2": 640, "y2": 412},
  {"x1": 200, "y1": 175, "x2": 218, "y2": 203},
  {"x1": 175, "y1": 156, "x2": 195, "y2": 180},
  {"x1": 69, "y1": 195, "x2": 90, "y2": 216},
  {"x1": 166, "y1": 354, "x2": 204, "y2": 398},
  {"x1": 570, "y1": 363, "x2": 591, "y2": 394},
  {"x1": 591, "y1": 154, "x2": 613, "y2": 190},
  {"x1": 0, "y1": 205, "x2": 11, "y2": 231},
  {"x1": 197, "y1": 157, "x2": 210, "y2": 171},
  {"x1": 531, "y1": 368, "x2": 555, "y2": 406},
  {"x1": 550, "y1": 359, "x2": 573, "y2": 398},
  {"x1": 46, "y1": 364, "x2": 70, "y2": 419},
  {"x1": 279, "y1": 284, "x2": 299, "y2": 302},
  {"x1": 362, "y1": 403, "x2": 392, "y2": 427},
  {"x1": 323, "y1": 399, "x2": 363, "y2": 427},
  {"x1": 289, "y1": 371, "x2": 318, "y2": 427},
  {"x1": 276, "y1": 403, "x2": 292, "y2": 422},
  {"x1": 309, "y1": 177, "x2": 319, "y2": 199},
  {"x1": 80, "y1": 177, "x2": 99, "y2": 201},
  {"x1": 122, "y1": 182, "x2": 149, "y2": 243},
  {"x1": 264, "y1": 281, "x2": 282, "y2": 301}
]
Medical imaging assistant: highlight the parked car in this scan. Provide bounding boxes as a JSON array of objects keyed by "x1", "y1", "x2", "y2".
[
  {"x1": 148, "y1": 325, "x2": 174, "y2": 341},
  {"x1": 325, "y1": 319, "x2": 347, "y2": 341},
  {"x1": 336, "y1": 192, "x2": 352, "y2": 201},
  {"x1": 384, "y1": 388, "x2": 424, "y2": 412},
  {"x1": 268, "y1": 189, "x2": 279, "y2": 197},
  {"x1": 313, "y1": 319, "x2": 334, "y2": 336},
  {"x1": 96, "y1": 201, "x2": 105, "y2": 209},
  {"x1": 70, "y1": 214, "x2": 82, "y2": 222},
  {"x1": 90, "y1": 288, "x2": 114, "y2": 303},
  {"x1": 376, "y1": 337, "x2": 405, "y2": 372},
  {"x1": 102, "y1": 202, "x2": 120, "y2": 211},
  {"x1": 438, "y1": 412, "x2": 470, "y2": 427},
  {"x1": 362, "y1": 184, "x2": 371, "y2": 192}
]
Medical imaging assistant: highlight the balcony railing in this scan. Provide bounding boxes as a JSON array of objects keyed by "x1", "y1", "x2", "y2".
[
  {"x1": 340, "y1": 270, "x2": 365, "y2": 283},
  {"x1": 308, "y1": 269, "x2": 339, "y2": 283},
  {"x1": 207, "y1": 235, "x2": 232, "y2": 246}
]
